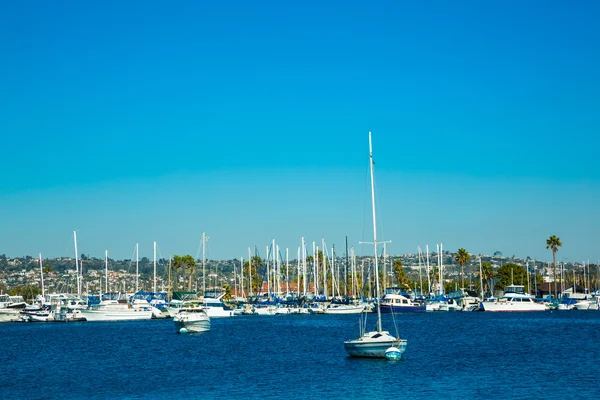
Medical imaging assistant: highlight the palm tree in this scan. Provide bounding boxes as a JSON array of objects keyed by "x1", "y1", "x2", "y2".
[
  {"x1": 480, "y1": 261, "x2": 494, "y2": 296},
  {"x1": 546, "y1": 235, "x2": 562, "y2": 298},
  {"x1": 455, "y1": 248, "x2": 470, "y2": 289},
  {"x1": 393, "y1": 259, "x2": 409, "y2": 289}
]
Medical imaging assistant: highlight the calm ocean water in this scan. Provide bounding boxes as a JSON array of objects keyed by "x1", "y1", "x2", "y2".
[{"x1": 2, "y1": 311, "x2": 599, "y2": 400}]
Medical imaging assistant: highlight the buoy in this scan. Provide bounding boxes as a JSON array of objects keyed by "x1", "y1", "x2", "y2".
[
  {"x1": 179, "y1": 328, "x2": 188, "y2": 334},
  {"x1": 385, "y1": 346, "x2": 402, "y2": 361}
]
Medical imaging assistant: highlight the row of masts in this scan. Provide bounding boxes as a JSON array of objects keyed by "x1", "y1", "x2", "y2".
[
  {"x1": 230, "y1": 237, "x2": 451, "y2": 301},
  {"x1": 43, "y1": 231, "x2": 599, "y2": 300}
]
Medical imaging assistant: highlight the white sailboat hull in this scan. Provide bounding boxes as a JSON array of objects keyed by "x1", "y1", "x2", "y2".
[
  {"x1": 344, "y1": 331, "x2": 407, "y2": 358},
  {"x1": 325, "y1": 304, "x2": 365, "y2": 314}
]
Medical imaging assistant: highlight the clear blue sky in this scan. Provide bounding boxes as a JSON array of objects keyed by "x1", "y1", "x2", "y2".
[{"x1": 1, "y1": 1, "x2": 598, "y2": 263}]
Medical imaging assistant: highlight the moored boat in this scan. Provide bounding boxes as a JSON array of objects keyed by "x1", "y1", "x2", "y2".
[
  {"x1": 480, "y1": 285, "x2": 545, "y2": 312},
  {"x1": 173, "y1": 304, "x2": 210, "y2": 333},
  {"x1": 80, "y1": 293, "x2": 152, "y2": 321},
  {"x1": 379, "y1": 293, "x2": 426, "y2": 313},
  {"x1": 343, "y1": 132, "x2": 407, "y2": 359},
  {"x1": 325, "y1": 303, "x2": 365, "y2": 314}
]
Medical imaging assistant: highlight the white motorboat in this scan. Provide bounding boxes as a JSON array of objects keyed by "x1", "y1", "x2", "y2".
[
  {"x1": 480, "y1": 285, "x2": 545, "y2": 312},
  {"x1": 173, "y1": 305, "x2": 210, "y2": 333},
  {"x1": 343, "y1": 133, "x2": 407, "y2": 358},
  {"x1": 438, "y1": 298, "x2": 462, "y2": 312},
  {"x1": 81, "y1": 293, "x2": 152, "y2": 322},
  {"x1": 380, "y1": 293, "x2": 426, "y2": 313},
  {"x1": 203, "y1": 295, "x2": 235, "y2": 317}
]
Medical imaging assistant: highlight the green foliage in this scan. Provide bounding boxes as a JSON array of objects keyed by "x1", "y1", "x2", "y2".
[
  {"x1": 546, "y1": 235, "x2": 563, "y2": 253},
  {"x1": 546, "y1": 235, "x2": 563, "y2": 297},
  {"x1": 223, "y1": 284, "x2": 232, "y2": 301},
  {"x1": 9, "y1": 285, "x2": 41, "y2": 302},
  {"x1": 455, "y1": 248, "x2": 470, "y2": 267},
  {"x1": 495, "y1": 263, "x2": 528, "y2": 291},
  {"x1": 480, "y1": 261, "x2": 494, "y2": 294},
  {"x1": 455, "y1": 248, "x2": 470, "y2": 288},
  {"x1": 243, "y1": 256, "x2": 263, "y2": 294},
  {"x1": 173, "y1": 254, "x2": 197, "y2": 291},
  {"x1": 393, "y1": 259, "x2": 410, "y2": 289}
]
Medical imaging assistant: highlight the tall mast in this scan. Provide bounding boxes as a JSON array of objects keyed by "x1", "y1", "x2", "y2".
[
  {"x1": 322, "y1": 237, "x2": 327, "y2": 298},
  {"x1": 331, "y1": 245, "x2": 336, "y2": 297},
  {"x1": 248, "y1": 247, "x2": 252, "y2": 297},
  {"x1": 135, "y1": 243, "x2": 139, "y2": 292},
  {"x1": 153, "y1": 241, "x2": 157, "y2": 293},
  {"x1": 436, "y1": 244, "x2": 440, "y2": 293},
  {"x1": 315, "y1": 245, "x2": 319, "y2": 296},
  {"x1": 39, "y1": 253, "x2": 44, "y2": 298},
  {"x1": 313, "y1": 241, "x2": 317, "y2": 295},
  {"x1": 345, "y1": 236, "x2": 349, "y2": 296},
  {"x1": 426, "y1": 244, "x2": 431, "y2": 294},
  {"x1": 440, "y1": 243, "x2": 446, "y2": 293},
  {"x1": 202, "y1": 232, "x2": 209, "y2": 295},
  {"x1": 302, "y1": 237, "x2": 307, "y2": 297},
  {"x1": 266, "y1": 244, "x2": 271, "y2": 299},
  {"x1": 276, "y1": 243, "x2": 281, "y2": 298},
  {"x1": 526, "y1": 261, "x2": 530, "y2": 294},
  {"x1": 382, "y1": 242, "x2": 387, "y2": 294},
  {"x1": 286, "y1": 248, "x2": 289, "y2": 296},
  {"x1": 296, "y1": 246, "x2": 300, "y2": 298},
  {"x1": 418, "y1": 246, "x2": 423, "y2": 295},
  {"x1": 105, "y1": 249, "x2": 108, "y2": 293},
  {"x1": 479, "y1": 257, "x2": 484, "y2": 299},
  {"x1": 240, "y1": 257, "x2": 245, "y2": 299},
  {"x1": 74, "y1": 231, "x2": 80, "y2": 296},
  {"x1": 168, "y1": 257, "x2": 171, "y2": 299},
  {"x1": 369, "y1": 132, "x2": 383, "y2": 332}
]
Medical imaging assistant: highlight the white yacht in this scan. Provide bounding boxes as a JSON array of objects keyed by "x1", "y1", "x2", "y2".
[
  {"x1": 480, "y1": 285, "x2": 545, "y2": 312},
  {"x1": 173, "y1": 304, "x2": 210, "y2": 333},
  {"x1": 81, "y1": 293, "x2": 153, "y2": 321}
]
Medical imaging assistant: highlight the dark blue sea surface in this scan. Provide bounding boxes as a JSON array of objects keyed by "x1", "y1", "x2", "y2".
[{"x1": 2, "y1": 311, "x2": 600, "y2": 400}]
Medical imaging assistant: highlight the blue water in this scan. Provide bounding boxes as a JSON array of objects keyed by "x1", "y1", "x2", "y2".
[{"x1": 2, "y1": 312, "x2": 600, "y2": 400}]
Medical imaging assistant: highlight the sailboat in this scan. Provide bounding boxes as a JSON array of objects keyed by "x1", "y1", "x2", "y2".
[{"x1": 344, "y1": 132, "x2": 408, "y2": 359}]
